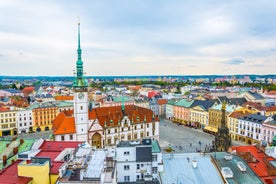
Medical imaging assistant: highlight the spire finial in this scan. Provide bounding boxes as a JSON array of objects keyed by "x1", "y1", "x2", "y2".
[{"x1": 77, "y1": 16, "x2": 81, "y2": 58}]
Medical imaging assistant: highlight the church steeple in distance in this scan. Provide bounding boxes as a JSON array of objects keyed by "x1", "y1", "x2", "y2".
[{"x1": 73, "y1": 17, "x2": 87, "y2": 89}]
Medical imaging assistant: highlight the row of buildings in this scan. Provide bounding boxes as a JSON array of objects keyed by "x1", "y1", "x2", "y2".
[{"x1": 2, "y1": 137, "x2": 276, "y2": 184}]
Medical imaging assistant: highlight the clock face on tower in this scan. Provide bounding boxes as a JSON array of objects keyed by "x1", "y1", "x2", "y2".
[{"x1": 78, "y1": 92, "x2": 85, "y2": 99}]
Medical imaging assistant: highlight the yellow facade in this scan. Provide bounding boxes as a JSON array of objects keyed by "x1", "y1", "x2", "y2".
[
  {"x1": 227, "y1": 116, "x2": 239, "y2": 140},
  {"x1": 208, "y1": 108, "x2": 222, "y2": 132},
  {"x1": 18, "y1": 160, "x2": 50, "y2": 184},
  {"x1": 0, "y1": 110, "x2": 17, "y2": 137},
  {"x1": 50, "y1": 174, "x2": 59, "y2": 184},
  {"x1": 190, "y1": 105, "x2": 209, "y2": 128},
  {"x1": 32, "y1": 107, "x2": 58, "y2": 131}
]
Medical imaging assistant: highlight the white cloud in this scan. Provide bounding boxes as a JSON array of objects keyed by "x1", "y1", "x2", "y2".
[{"x1": 0, "y1": 0, "x2": 276, "y2": 76}]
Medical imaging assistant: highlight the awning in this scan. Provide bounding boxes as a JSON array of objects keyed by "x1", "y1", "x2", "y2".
[{"x1": 204, "y1": 126, "x2": 218, "y2": 133}]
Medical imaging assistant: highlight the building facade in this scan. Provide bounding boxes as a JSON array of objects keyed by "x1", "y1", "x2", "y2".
[
  {"x1": 237, "y1": 114, "x2": 268, "y2": 144},
  {"x1": 17, "y1": 109, "x2": 33, "y2": 134},
  {"x1": 116, "y1": 139, "x2": 163, "y2": 183}
]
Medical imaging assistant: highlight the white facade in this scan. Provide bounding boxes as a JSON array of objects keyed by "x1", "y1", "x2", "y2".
[
  {"x1": 17, "y1": 110, "x2": 33, "y2": 133},
  {"x1": 74, "y1": 91, "x2": 89, "y2": 142},
  {"x1": 54, "y1": 133, "x2": 77, "y2": 142},
  {"x1": 89, "y1": 115, "x2": 160, "y2": 147},
  {"x1": 237, "y1": 119, "x2": 262, "y2": 142},
  {"x1": 166, "y1": 103, "x2": 174, "y2": 120},
  {"x1": 261, "y1": 119, "x2": 276, "y2": 144},
  {"x1": 116, "y1": 139, "x2": 162, "y2": 183}
]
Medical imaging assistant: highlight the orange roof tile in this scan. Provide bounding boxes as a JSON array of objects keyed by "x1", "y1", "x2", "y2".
[
  {"x1": 22, "y1": 86, "x2": 35, "y2": 91},
  {"x1": 266, "y1": 91, "x2": 276, "y2": 95},
  {"x1": 158, "y1": 99, "x2": 167, "y2": 105},
  {"x1": 0, "y1": 107, "x2": 9, "y2": 112},
  {"x1": 52, "y1": 110, "x2": 76, "y2": 135},
  {"x1": 243, "y1": 101, "x2": 263, "y2": 108},
  {"x1": 229, "y1": 111, "x2": 251, "y2": 118},
  {"x1": 89, "y1": 105, "x2": 158, "y2": 128},
  {"x1": 265, "y1": 106, "x2": 276, "y2": 112},
  {"x1": 53, "y1": 105, "x2": 158, "y2": 135},
  {"x1": 54, "y1": 96, "x2": 74, "y2": 101},
  {"x1": 231, "y1": 145, "x2": 276, "y2": 182}
]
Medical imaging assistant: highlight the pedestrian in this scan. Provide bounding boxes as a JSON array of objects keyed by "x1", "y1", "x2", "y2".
[{"x1": 190, "y1": 143, "x2": 192, "y2": 147}]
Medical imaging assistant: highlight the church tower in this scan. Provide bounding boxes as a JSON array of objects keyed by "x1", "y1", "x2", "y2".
[
  {"x1": 73, "y1": 19, "x2": 88, "y2": 142},
  {"x1": 215, "y1": 101, "x2": 231, "y2": 152}
]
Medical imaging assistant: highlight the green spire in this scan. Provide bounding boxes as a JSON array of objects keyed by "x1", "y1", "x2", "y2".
[
  {"x1": 122, "y1": 94, "x2": 125, "y2": 114},
  {"x1": 77, "y1": 18, "x2": 82, "y2": 61},
  {"x1": 73, "y1": 17, "x2": 87, "y2": 88}
]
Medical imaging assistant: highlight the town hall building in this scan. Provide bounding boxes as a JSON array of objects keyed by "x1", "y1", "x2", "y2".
[{"x1": 52, "y1": 21, "x2": 159, "y2": 147}]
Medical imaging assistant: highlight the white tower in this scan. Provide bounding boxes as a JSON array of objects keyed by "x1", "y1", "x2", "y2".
[{"x1": 73, "y1": 19, "x2": 88, "y2": 142}]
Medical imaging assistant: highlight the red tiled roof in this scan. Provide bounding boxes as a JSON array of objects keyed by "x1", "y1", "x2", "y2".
[
  {"x1": 231, "y1": 145, "x2": 276, "y2": 182},
  {"x1": 0, "y1": 160, "x2": 33, "y2": 184},
  {"x1": 148, "y1": 91, "x2": 158, "y2": 98},
  {"x1": 52, "y1": 110, "x2": 76, "y2": 135},
  {"x1": 265, "y1": 106, "x2": 276, "y2": 112},
  {"x1": 37, "y1": 151, "x2": 60, "y2": 160},
  {"x1": 266, "y1": 91, "x2": 276, "y2": 95},
  {"x1": 22, "y1": 86, "x2": 35, "y2": 91},
  {"x1": 50, "y1": 161, "x2": 64, "y2": 174},
  {"x1": 89, "y1": 105, "x2": 158, "y2": 128},
  {"x1": 242, "y1": 101, "x2": 263, "y2": 108},
  {"x1": 0, "y1": 107, "x2": 9, "y2": 112},
  {"x1": 39, "y1": 141, "x2": 81, "y2": 152},
  {"x1": 158, "y1": 99, "x2": 167, "y2": 105},
  {"x1": 229, "y1": 111, "x2": 251, "y2": 118},
  {"x1": 53, "y1": 105, "x2": 158, "y2": 135}
]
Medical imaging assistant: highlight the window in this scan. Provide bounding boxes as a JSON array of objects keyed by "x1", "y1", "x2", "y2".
[
  {"x1": 108, "y1": 138, "x2": 111, "y2": 145},
  {"x1": 61, "y1": 135, "x2": 65, "y2": 141},
  {"x1": 147, "y1": 132, "x2": 149, "y2": 136},
  {"x1": 152, "y1": 167, "x2": 158, "y2": 174},
  {"x1": 124, "y1": 165, "x2": 130, "y2": 170},
  {"x1": 124, "y1": 176, "x2": 130, "y2": 182},
  {"x1": 70, "y1": 134, "x2": 73, "y2": 140},
  {"x1": 124, "y1": 151, "x2": 130, "y2": 155},
  {"x1": 137, "y1": 164, "x2": 140, "y2": 170},
  {"x1": 137, "y1": 175, "x2": 140, "y2": 179},
  {"x1": 152, "y1": 155, "x2": 157, "y2": 161},
  {"x1": 80, "y1": 106, "x2": 83, "y2": 110}
]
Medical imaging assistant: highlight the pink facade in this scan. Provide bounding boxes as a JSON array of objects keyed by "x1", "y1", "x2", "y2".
[
  {"x1": 173, "y1": 106, "x2": 191, "y2": 122},
  {"x1": 262, "y1": 122, "x2": 276, "y2": 144}
]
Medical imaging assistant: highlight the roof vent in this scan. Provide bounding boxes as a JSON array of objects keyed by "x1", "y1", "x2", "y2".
[
  {"x1": 237, "y1": 161, "x2": 246, "y2": 172},
  {"x1": 192, "y1": 160, "x2": 197, "y2": 168},
  {"x1": 225, "y1": 154, "x2": 233, "y2": 160},
  {"x1": 221, "y1": 167, "x2": 233, "y2": 178}
]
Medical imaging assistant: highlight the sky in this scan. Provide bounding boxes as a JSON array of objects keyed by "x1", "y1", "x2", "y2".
[{"x1": 0, "y1": 0, "x2": 276, "y2": 76}]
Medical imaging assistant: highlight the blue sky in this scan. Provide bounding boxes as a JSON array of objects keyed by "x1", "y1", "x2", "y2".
[{"x1": 0, "y1": 0, "x2": 276, "y2": 76}]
